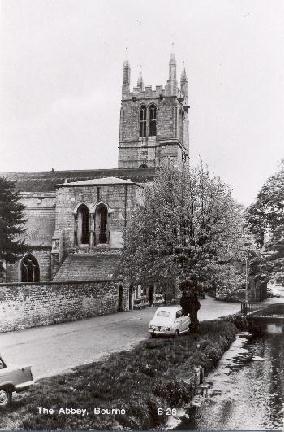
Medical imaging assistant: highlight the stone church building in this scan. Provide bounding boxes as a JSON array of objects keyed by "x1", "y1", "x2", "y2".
[{"x1": 1, "y1": 51, "x2": 190, "y2": 306}]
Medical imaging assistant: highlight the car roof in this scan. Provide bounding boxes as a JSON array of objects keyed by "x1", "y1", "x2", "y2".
[{"x1": 156, "y1": 306, "x2": 181, "y2": 313}]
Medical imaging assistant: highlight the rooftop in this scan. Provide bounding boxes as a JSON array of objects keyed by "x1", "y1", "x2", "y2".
[
  {"x1": 60, "y1": 176, "x2": 134, "y2": 187},
  {"x1": 0, "y1": 167, "x2": 156, "y2": 192}
]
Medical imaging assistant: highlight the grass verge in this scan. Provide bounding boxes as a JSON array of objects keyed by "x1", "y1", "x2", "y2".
[{"x1": 0, "y1": 320, "x2": 237, "y2": 430}]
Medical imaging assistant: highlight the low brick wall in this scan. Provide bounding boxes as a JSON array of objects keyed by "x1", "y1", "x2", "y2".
[{"x1": 0, "y1": 279, "x2": 125, "y2": 333}]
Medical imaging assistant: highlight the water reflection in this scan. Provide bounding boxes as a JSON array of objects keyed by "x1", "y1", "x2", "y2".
[{"x1": 176, "y1": 332, "x2": 284, "y2": 430}]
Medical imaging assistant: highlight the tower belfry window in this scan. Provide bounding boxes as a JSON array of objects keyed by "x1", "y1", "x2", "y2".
[
  {"x1": 139, "y1": 105, "x2": 146, "y2": 137},
  {"x1": 149, "y1": 105, "x2": 157, "y2": 136}
]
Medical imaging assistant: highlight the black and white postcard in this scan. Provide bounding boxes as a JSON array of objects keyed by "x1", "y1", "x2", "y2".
[{"x1": 0, "y1": 1, "x2": 283, "y2": 430}]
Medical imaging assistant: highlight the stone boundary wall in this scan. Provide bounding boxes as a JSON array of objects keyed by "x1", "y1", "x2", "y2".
[{"x1": 0, "y1": 279, "x2": 125, "y2": 333}]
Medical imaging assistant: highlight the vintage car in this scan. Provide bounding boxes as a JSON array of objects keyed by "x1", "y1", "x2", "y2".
[
  {"x1": 0, "y1": 366, "x2": 34, "y2": 407},
  {"x1": 148, "y1": 306, "x2": 190, "y2": 337}
]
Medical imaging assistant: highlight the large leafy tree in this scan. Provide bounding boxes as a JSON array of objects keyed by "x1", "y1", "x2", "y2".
[
  {"x1": 0, "y1": 177, "x2": 27, "y2": 264},
  {"x1": 247, "y1": 162, "x2": 284, "y2": 283},
  {"x1": 121, "y1": 163, "x2": 247, "y2": 300}
]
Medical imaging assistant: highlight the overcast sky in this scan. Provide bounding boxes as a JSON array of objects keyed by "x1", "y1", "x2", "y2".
[{"x1": 0, "y1": 0, "x2": 283, "y2": 205}]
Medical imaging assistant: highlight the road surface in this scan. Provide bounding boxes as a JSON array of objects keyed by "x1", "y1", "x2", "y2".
[{"x1": 0, "y1": 297, "x2": 241, "y2": 380}]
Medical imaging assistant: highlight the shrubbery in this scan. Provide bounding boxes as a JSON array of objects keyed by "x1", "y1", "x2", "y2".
[{"x1": 221, "y1": 313, "x2": 249, "y2": 331}]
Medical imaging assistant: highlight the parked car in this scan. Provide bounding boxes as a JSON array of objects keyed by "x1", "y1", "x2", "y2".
[
  {"x1": 153, "y1": 293, "x2": 165, "y2": 305},
  {"x1": 148, "y1": 306, "x2": 190, "y2": 337},
  {"x1": 0, "y1": 366, "x2": 34, "y2": 407}
]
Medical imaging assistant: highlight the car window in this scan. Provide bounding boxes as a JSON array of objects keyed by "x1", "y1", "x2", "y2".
[
  {"x1": 176, "y1": 310, "x2": 183, "y2": 318},
  {"x1": 156, "y1": 311, "x2": 170, "y2": 317}
]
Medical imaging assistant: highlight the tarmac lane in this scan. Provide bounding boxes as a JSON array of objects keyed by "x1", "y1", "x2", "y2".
[{"x1": 0, "y1": 297, "x2": 241, "y2": 380}]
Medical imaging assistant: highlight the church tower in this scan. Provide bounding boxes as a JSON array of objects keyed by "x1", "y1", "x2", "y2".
[{"x1": 118, "y1": 50, "x2": 189, "y2": 168}]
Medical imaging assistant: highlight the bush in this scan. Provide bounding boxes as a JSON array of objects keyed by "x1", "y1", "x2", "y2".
[{"x1": 221, "y1": 313, "x2": 249, "y2": 331}]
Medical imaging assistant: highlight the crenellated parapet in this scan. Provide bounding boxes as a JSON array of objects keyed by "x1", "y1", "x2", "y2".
[{"x1": 124, "y1": 85, "x2": 167, "y2": 101}]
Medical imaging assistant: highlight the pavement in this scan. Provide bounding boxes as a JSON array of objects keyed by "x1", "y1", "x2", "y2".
[{"x1": 0, "y1": 297, "x2": 241, "y2": 380}]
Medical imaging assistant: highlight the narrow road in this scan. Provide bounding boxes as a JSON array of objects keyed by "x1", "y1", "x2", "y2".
[{"x1": 0, "y1": 297, "x2": 240, "y2": 380}]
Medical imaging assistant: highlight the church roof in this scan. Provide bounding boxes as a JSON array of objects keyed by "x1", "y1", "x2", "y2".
[
  {"x1": 0, "y1": 167, "x2": 156, "y2": 192},
  {"x1": 60, "y1": 176, "x2": 134, "y2": 187},
  {"x1": 53, "y1": 252, "x2": 121, "y2": 282}
]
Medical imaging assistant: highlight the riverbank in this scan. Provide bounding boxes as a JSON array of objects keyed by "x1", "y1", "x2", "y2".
[
  {"x1": 0, "y1": 320, "x2": 237, "y2": 430},
  {"x1": 176, "y1": 325, "x2": 284, "y2": 429}
]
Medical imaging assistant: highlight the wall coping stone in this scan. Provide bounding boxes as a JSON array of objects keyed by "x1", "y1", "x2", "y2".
[{"x1": 0, "y1": 279, "x2": 123, "y2": 287}]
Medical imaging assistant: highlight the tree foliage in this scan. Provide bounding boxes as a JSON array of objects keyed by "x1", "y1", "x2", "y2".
[
  {"x1": 0, "y1": 177, "x2": 28, "y2": 263},
  {"x1": 121, "y1": 163, "x2": 247, "y2": 296},
  {"x1": 247, "y1": 162, "x2": 284, "y2": 283}
]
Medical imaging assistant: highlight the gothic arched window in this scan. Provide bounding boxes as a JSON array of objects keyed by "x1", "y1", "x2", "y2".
[
  {"x1": 94, "y1": 203, "x2": 109, "y2": 244},
  {"x1": 149, "y1": 104, "x2": 157, "y2": 137},
  {"x1": 20, "y1": 254, "x2": 40, "y2": 282},
  {"x1": 139, "y1": 105, "x2": 146, "y2": 137},
  {"x1": 76, "y1": 204, "x2": 90, "y2": 245}
]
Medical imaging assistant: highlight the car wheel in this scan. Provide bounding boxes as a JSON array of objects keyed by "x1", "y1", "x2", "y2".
[
  {"x1": 150, "y1": 333, "x2": 156, "y2": 338},
  {"x1": 0, "y1": 389, "x2": 12, "y2": 407}
]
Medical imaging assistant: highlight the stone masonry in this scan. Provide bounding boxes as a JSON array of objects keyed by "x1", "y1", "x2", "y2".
[
  {"x1": 53, "y1": 177, "x2": 143, "y2": 253},
  {"x1": 0, "y1": 280, "x2": 126, "y2": 333},
  {"x1": 5, "y1": 192, "x2": 55, "y2": 282}
]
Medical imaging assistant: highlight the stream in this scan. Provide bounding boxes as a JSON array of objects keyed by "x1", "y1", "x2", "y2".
[{"x1": 173, "y1": 325, "x2": 284, "y2": 430}]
